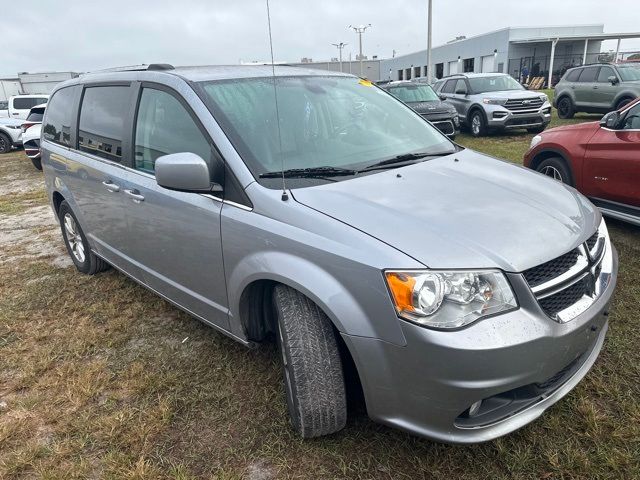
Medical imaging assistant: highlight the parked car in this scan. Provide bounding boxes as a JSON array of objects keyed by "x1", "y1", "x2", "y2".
[
  {"x1": 23, "y1": 124, "x2": 43, "y2": 170},
  {"x1": 434, "y1": 73, "x2": 551, "y2": 137},
  {"x1": 0, "y1": 100, "x2": 8, "y2": 117},
  {"x1": 380, "y1": 81, "x2": 458, "y2": 139},
  {"x1": 0, "y1": 117, "x2": 24, "y2": 154},
  {"x1": 42, "y1": 65, "x2": 617, "y2": 443},
  {"x1": 0, "y1": 94, "x2": 49, "y2": 120},
  {"x1": 525, "y1": 97, "x2": 640, "y2": 226},
  {"x1": 21, "y1": 103, "x2": 46, "y2": 134},
  {"x1": 554, "y1": 63, "x2": 640, "y2": 119}
]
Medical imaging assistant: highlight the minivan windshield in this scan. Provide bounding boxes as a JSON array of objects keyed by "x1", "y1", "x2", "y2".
[
  {"x1": 618, "y1": 64, "x2": 640, "y2": 82},
  {"x1": 388, "y1": 84, "x2": 439, "y2": 103},
  {"x1": 468, "y1": 75, "x2": 524, "y2": 93},
  {"x1": 200, "y1": 76, "x2": 455, "y2": 187}
]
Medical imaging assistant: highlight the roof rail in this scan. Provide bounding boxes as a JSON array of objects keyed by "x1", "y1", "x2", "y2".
[{"x1": 83, "y1": 64, "x2": 175, "y2": 74}]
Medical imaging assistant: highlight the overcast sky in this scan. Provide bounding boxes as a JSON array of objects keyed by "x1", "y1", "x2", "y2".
[{"x1": 3, "y1": 0, "x2": 640, "y2": 76}]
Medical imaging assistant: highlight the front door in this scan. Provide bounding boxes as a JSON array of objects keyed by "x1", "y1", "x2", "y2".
[
  {"x1": 583, "y1": 102, "x2": 640, "y2": 207},
  {"x1": 593, "y1": 66, "x2": 619, "y2": 110},
  {"x1": 121, "y1": 85, "x2": 229, "y2": 329}
]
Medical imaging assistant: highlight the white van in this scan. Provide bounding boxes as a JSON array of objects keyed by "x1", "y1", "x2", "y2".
[{"x1": 1, "y1": 95, "x2": 50, "y2": 120}]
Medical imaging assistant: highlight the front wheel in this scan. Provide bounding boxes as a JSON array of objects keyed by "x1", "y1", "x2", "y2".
[
  {"x1": 615, "y1": 97, "x2": 633, "y2": 111},
  {"x1": 273, "y1": 284, "x2": 347, "y2": 438},
  {"x1": 536, "y1": 157, "x2": 573, "y2": 186},
  {"x1": 469, "y1": 111, "x2": 487, "y2": 137}
]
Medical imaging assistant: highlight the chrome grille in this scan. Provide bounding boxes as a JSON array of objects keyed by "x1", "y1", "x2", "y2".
[
  {"x1": 523, "y1": 248, "x2": 580, "y2": 288},
  {"x1": 523, "y1": 226, "x2": 609, "y2": 323},
  {"x1": 504, "y1": 97, "x2": 544, "y2": 112}
]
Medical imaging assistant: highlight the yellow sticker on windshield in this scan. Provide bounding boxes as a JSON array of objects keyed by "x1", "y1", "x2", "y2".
[{"x1": 359, "y1": 79, "x2": 373, "y2": 87}]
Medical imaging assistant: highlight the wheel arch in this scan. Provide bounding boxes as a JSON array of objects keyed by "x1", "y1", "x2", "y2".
[
  {"x1": 530, "y1": 149, "x2": 576, "y2": 186},
  {"x1": 467, "y1": 104, "x2": 487, "y2": 123}
]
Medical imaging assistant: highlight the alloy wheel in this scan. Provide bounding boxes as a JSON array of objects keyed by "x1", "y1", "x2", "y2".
[
  {"x1": 472, "y1": 115, "x2": 481, "y2": 135},
  {"x1": 558, "y1": 99, "x2": 570, "y2": 117},
  {"x1": 541, "y1": 165, "x2": 564, "y2": 182},
  {"x1": 0, "y1": 137, "x2": 6, "y2": 153},
  {"x1": 63, "y1": 213, "x2": 85, "y2": 263}
]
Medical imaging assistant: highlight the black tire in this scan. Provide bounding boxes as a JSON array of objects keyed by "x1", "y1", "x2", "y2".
[
  {"x1": 273, "y1": 284, "x2": 347, "y2": 438},
  {"x1": 31, "y1": 157, "x2": 42, "y2": 170},
  {"x1": 0, "y1": 132, "x2": 11, "y2": 154},
  {"x1": 615, "y1": 97, "x2": 633, "y2": 111},
  {"x1": 527, "y1": 126, "x2": 546, "y2": 134},
  {"x1": 556, "y1": 96, "x2": 575, "y2": 119},
  {"x1": 469, "y1": 110, "x2": 487, "y2": 137},
  {"x1": 58, "y1": 201, "x2": 110, "y2": 274},
  {"x1": 535, "y1": 157, "x2": 573, "y2": 186}
]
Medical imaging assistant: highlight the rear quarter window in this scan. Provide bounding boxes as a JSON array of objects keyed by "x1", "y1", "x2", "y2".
[
  {"x1": 564, "y1": 69, "x2": 581, "y2": 82},
  {"x1": 43, "y1": 88, "x2": 76, "y2": 147}
]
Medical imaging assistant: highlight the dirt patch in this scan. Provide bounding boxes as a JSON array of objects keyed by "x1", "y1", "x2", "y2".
[
  {"x1": 0, "y1": 173, "x2": 40, "y2": 196},
  {"x1": 0, "y1": 204, "x2": 72, "y2": 268}
]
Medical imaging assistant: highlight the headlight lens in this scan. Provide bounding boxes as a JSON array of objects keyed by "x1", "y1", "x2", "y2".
[
  {"x1": 540, "y1": 94, "x2": 549, "y2": 103},
  {"x1": 482, "y1": 98, "x2": 507, "y2": 105},
  {"x1": 530, "y1": 134, "x2": 543, "y2": 149},
  {"x1": 385, "y1": 270, "x2": 517, "y2": 329}
]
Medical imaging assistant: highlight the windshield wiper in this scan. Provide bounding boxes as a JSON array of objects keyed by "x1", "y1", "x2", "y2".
[
  {"x1": 358, "y1": 151, "x2": 453, "y2": 172},
  {"x1": 259, "y1": 166, "x2": 358, "y2": 179}
]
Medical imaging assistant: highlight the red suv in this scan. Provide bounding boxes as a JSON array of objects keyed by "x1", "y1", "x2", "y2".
[{"x1": 524, "y1": 98, "x2": 640, "y2": 226}]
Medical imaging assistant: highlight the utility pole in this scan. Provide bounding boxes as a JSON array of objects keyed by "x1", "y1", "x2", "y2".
[
  {"x1": 349, "y1": 24, "x2": 372, "y2": 77},
  {"x1": 331, "y1": 42, "x2": 348, "y2": 72},
  {"x1": 426, "y1": 0, "x2": 433, "y2": 83}
]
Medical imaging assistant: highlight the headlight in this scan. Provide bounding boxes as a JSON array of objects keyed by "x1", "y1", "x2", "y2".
[
  {"x1": 540, "y1": 95, "x2": 549, "y2": 103},
  {"x1": 530, "y1": 134, "x2": 543, "y2": 149},
  {"x1": 385, "y1": 270, "x2": 517, "y2": 329},
  {"x1": 482, "y1": 98, "x2": 507, "y2": 105}
]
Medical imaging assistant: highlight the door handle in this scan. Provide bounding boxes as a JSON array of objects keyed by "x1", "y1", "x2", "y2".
[
  {"x1": 102, "y1": 180, "x2": 120, "y2": 193},
  {"x1": 124, "y1": 189, "x2": 145, "y2": 202}
]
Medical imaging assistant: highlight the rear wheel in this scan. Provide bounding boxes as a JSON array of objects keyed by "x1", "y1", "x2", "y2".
[
  {"x1": 0, "y1": 133, "x2": 11, "y2": 154},
  {"x1": 58, "y1": 201, "x2": 110, "y2": 274},
  {"x1": 273, "y1": 284, "x2": 347, "y2": 438},
  {"x1": 31, "y1": 157, "x2": 42, "y2": 170},
  {"x1": 469, "y1": 110, "x2": 487, "y2": 137},
  {"x1": 536, "y1": 157, "x2": 573, "y2": 186},
  {"x1": 556, "y1": 97, "x2": 575, "y2": 119}
]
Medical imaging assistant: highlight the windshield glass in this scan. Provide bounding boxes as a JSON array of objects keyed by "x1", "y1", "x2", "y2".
[
  {"x1": 388, "y1": 84, "x2": 439, "y2": 103},
  {"x1": 200, "y1": 76, "x2": 454, "y2": 187},
  {"x1": 618, "y1": 65, "x2": 640, "y2": 81},
  {"x1": 468, "y1": 75, "x2": 524, "y2": 93}
]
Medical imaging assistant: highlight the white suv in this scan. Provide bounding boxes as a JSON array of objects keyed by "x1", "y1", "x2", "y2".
[{"x1": 0, "y1": 94, "x2": 49, "y2": 120}]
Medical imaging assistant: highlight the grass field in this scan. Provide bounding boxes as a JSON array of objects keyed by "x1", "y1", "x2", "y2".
[{"x1": 1, "y1": 95, "x2": 639, "y2": 479}]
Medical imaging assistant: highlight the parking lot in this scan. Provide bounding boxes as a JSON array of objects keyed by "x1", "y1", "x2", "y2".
[{"x1": 1, "y1": 92, "x2": 639, "y2": 479}]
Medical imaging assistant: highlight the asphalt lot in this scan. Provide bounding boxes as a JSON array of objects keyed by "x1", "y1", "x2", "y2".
[{"x1": 1, "y1": 105, "x2": 639, "y2": 478}]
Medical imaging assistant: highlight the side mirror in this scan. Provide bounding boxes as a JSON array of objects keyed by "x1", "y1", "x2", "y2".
[
  {"x1": 439, "y1": 94, "x2": 447, "y2": 101},
  {"x1": 155, "y1": 152, "x2": 222, "y2": 193},
  {"x1": 608, "y1": 75, "x2": 619, "y2": 85},
  {"x1": 600, "y1": 111, "x2": 620, "y2": 129}
]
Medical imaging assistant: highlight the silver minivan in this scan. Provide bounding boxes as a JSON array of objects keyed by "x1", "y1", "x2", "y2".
[{"x1": 42, "y1": 65, "x2": 617, "y2": 443}]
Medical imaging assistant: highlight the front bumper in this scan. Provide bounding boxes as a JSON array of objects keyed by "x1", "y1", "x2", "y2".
[
  {"x1": 421, "y1": 112, "x2": 459, "y2": 137},
  {"x1": 343, "y1": 245, "x2": 617, "y2": 444},
  {"x1": 484, "y1": 102, "x2": 552, "y2": 131}
]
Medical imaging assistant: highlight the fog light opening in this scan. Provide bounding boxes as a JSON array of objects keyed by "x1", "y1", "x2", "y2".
[{"x1": 468, "y1": 400, "x2": 482, "y2": 417}]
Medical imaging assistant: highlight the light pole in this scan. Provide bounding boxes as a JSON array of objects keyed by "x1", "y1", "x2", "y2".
[
  {"x1": 426, "y1": 0, "x2": 432, "y2": 83},
  {"x1": 348, "y1": 24, "x2": 372, "y2": 77},
  {"x1": 331, "y1": 42, "x2": 348, "y2": 72}
]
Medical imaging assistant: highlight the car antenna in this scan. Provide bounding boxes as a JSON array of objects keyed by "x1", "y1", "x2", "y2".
[{"x1": 265, "y1": 0, "x2": 288, "y2": 201}]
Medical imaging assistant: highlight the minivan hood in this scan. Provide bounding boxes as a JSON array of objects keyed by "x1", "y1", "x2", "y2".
[{"x1": 292, "y1": 149, "x2": 598, "y2": 272}]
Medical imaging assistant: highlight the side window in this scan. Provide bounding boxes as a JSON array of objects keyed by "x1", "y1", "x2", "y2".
[
  {"x1": 577, "y1": 67, "x2": 599, "y2": 83},
  {"x1": 13, "y1": 97, "x2": 48, "y2": 110},
  {"x1": 454, "y1": 79, "x2": 467, "y2": 94},
  {"x1": 621, "y1": 104, "x2": 640, "y2": 130},
  {"x1": 597, "y1": 66, "x2": 615, "y2": 83},
  {"x1": 78, "y1": 86, "x2": 131, "y2": 162},
  {"x1": 43, "y1": 87, "x2": 75, "y2": 147},
  {"x1": 565, "y1": 69, "x2": 581, "y2": 82},
  {"x1": 441, "y1": 80, "x2": 456, "y2": 94},
  {"x1": 134, "y1": 88, "x2": 213, "y2": 175}
]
